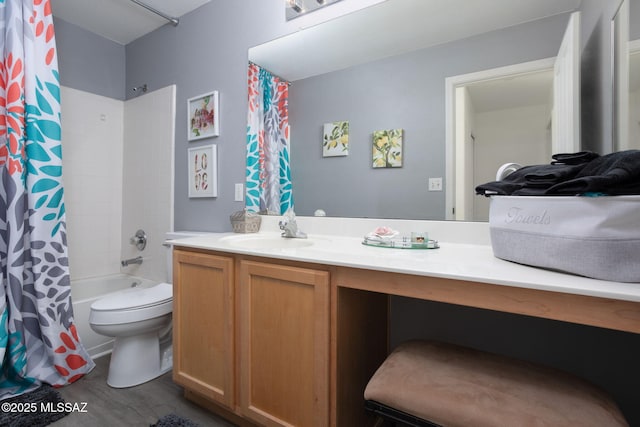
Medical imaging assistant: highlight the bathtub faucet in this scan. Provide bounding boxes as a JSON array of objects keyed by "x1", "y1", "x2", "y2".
[{"x1": 121, "y1": 256, "x2": 143, "y2": 267}]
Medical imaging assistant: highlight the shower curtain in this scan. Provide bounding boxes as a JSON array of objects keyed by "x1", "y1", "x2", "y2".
[
  {"x1": 246, "y1": 62, "x2": 294, "y2": 214},
  {"x1": 0, "y1": 0, "x2": 94, "y2": 399}
]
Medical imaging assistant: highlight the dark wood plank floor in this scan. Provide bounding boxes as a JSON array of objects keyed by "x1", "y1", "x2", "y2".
[{"x1": 53, "y1": 355, "x2": 236, "y2": 427}]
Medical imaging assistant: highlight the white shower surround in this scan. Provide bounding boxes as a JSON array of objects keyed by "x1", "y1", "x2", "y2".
[
  {"x1": 62, "y1": 86, "x2": 124, "y2": 280},
  {"x1": 61, "y1": 85, "x2": 175, "y2": 283}
]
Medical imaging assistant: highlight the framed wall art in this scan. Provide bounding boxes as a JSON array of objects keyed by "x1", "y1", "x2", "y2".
[
  {"x1": 372, "y1": 128, "x2": 403, "y2": 168},
  {"x1": 323, "y1": 120, "x2": 349, "y2": 157},
  {"x1": 188, "y1": 91, "x2": 219, "y2": 140},
  {"x1": 188, "y1": 144, "x2": 217, "y2": 198}
]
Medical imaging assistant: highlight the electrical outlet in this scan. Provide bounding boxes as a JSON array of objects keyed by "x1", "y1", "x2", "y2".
[
  {"x1": 234, "y1": 183, "x2": 244, "y2": 201},
  {"x1": 428, "y1": 177, "x2": 443, "y2": 191}
]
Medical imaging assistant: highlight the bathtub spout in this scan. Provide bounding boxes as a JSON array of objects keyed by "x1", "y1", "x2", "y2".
[{"x1": 121, "y1": 256, "x2": 143, "y2": 267}]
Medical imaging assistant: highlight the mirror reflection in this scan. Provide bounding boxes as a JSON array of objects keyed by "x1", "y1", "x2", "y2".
[
  {"x1": 249, "y1": 0, "x2": 621, "y2": 221},
  {"x1": 631, "y1": 42, "x2": 640, "y2": 147},
  {"x1": 625, "y1": 0, "x2": 640, "y2": 150}
]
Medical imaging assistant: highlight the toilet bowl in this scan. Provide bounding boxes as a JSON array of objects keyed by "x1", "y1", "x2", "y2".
[
  {"x1": 89, "y1": 283, "x2": 173, "y2": 387},
  {"x1": 88, "y1": 231, "x2": 203, "y2": 388}
]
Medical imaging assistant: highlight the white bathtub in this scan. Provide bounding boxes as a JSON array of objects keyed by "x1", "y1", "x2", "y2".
[{"x1": 71, "y1": 274, "x2": 158, "y2": 359}]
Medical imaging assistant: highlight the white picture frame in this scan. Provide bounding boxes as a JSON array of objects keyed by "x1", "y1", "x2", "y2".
[
  {"x1": 187, "y1": 91, "x2": 219, "y2": 140},
  {"x1": 188, "y1": 144, "x2": 217, "y2": 198}
]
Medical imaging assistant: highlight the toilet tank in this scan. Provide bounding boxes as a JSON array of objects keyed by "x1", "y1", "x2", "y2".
[{"x1": 164, "y1": 231, "x2": 209, "y2": 283}]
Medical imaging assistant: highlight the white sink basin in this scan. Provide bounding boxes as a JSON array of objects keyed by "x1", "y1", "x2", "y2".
[{"x1": 222, "y1": 234, "x2": 316, "y2": 249}]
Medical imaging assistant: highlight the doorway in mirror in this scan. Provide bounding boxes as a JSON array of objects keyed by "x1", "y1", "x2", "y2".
[
  {"x1": 446, "y1": 61, "x2": 554, "y2": 222},
  {"x1": 446, "y1": 12, "x2": 581, "y2": 222}
]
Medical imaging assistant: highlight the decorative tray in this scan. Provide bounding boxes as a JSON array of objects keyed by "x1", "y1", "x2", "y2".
[{"x1": 362, "y1": 237, "x2": 439, "y2": 250}]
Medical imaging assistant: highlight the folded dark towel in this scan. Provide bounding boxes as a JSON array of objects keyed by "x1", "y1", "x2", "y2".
[
  {"x1": 511, "y1": 186, "x2": 553, "y2": 196},
  {"x1": 476, "y1": 150, "x2": 640, "y2": 197},
  {"x1": 546, "y1": 150, "x2": 640, "y2": 195},
  {"x1": 551, "y1": 151, "x2": 600, "y2": 165},
  {"x1": 475, "y1": 180, "x2": 525, "y2": 196},
  {"x1": 475, "y1": 166, "x2": 532, "y2": 196},
  {"x1": 475, "y1": 163, "x2": 585, "y2": 196},
  {"x1": 524, "y1": 163, "x2": 585, "y2": 185}
]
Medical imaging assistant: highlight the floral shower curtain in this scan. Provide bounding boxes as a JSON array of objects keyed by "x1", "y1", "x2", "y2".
[
  {"x1": 246, "y1": 62, "x2": 294, "y2": 214},
  {"x1": 0, "y1": 0, "x2": 94, "y2": 399}
]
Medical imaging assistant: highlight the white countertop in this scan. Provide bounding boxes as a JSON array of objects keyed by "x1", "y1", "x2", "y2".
[{"x1": 171, "y1": 216, "x2": 640, "y2": 303}]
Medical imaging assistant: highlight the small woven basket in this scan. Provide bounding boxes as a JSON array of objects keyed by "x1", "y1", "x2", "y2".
[{"x1": 230, "y1": 209, "x2": 261, "y2": 233}]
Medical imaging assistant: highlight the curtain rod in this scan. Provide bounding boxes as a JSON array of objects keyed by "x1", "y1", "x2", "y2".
[{"x1": 129, "y1": 0, "x2": 179, "y2": 26}]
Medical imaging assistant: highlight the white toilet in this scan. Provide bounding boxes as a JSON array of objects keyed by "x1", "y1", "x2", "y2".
[{"x1": 89, "y1": 231, "x2": 199, "y2": 388}]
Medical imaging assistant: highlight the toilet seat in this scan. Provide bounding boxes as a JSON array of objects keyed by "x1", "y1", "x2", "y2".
[{"x1": 90, "y1": 282, "x2": 173, "y2": 325}]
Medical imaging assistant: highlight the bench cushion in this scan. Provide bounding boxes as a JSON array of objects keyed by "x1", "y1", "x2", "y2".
[{"x1": 364, "y1": 341, "x2": 628, "y2": 427}]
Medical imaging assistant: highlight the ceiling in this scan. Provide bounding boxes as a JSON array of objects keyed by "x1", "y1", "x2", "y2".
[
  {"x1": 467, "y1": 70, "x2": 554, "y2": 113},
  {"x1": 51, "y1": 0, "x2": 211, "y2": 45}
]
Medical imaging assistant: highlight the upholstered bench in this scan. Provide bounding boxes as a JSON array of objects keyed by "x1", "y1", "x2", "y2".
[{"x1": 364, "y1": 340, "x2": 628, "y2": 427}]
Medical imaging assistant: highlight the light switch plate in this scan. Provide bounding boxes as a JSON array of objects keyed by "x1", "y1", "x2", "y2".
[
  {"x1": 428, "y1": 177, "x2": 443, "y2": 191},
  {"x1": 234, "y1": 183, "x2": 244, "y2": 201}
]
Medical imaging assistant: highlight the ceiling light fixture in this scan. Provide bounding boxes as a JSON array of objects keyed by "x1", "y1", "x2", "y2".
[
  {"x1": 286, "y1": 0, "x2": 341, "y2": 21},
  {"x1": 288, "y1": 0, "x2": 303, "y2": 13}
]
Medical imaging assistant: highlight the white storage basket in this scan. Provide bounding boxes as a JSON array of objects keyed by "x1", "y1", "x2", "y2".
[{"x1": 489, "y1": 196, "x2": 640, "y2": 282}]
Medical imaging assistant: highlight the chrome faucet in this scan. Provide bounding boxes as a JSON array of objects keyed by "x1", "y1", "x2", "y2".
[
  {"x1": 121, "y1": 256, "x2": 143, "y2": 267},
  {"x1": 279, "y1": 209, "x2": 307, "y2": 238}
]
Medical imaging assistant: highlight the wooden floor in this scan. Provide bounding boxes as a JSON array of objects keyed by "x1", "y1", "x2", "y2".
[{"x1": 54, "y1": 355, "x2": 236, "y2": 427}]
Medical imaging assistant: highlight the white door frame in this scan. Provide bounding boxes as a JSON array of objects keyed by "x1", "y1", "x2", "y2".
[
  {"x1": 553, "y1": 11, "x2": 581, "y2": 155},
  {"x1": 444, "y1": 58, "x2": 555, "y2": 220},
  {"x1": 624, "y1": 38, "x2": 640, "y2": 150}
]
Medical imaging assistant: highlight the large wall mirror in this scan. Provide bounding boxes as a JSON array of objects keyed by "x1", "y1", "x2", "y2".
[
  {"x1": 249, "y1": 0, "x2": 623, "y2": 221},
  {"x1": 615, "y1": 0, "x2": 639, "y2": 151}
]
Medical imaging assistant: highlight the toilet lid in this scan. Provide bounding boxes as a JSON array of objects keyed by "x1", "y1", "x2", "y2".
[{"x1": 91, "y1": 282, "x2": 172, "y2": 311}]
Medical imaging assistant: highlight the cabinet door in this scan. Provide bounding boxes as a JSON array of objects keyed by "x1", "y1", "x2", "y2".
[
  {"x1": 173, "y1": 249, "x2": 234, "y2": 409},
  {"x1": 238, "y1": 260, "x2": 330, "y2": 427}
]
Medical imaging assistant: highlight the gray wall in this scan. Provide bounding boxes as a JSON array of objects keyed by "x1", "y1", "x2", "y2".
[
  {"x1": 56, "y1": 0, "x2": 291, "y2": 232},
  {"x1": 291, "y1": 14, "x2": 569, "y2": 219},
  {"x1": 54, "y1": 1, "x2": 640, "y2": 424},
  {"x1": 54, "y1": 17, "x2": 126, "y2": 100},
  {"x1": 126, "y1": 0, "x2": 292, "y2": 232}
]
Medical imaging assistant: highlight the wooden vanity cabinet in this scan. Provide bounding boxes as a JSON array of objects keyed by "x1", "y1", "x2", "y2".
[
  {"x1": 173, "y1": 244, "x2": 640, "y2": 426},
  {"x1": 237, "y1": 260, "x2": 330, "y2": 427},
  {"x1": 172, "y1": 249, "x2": 235, "y2": 409},
  {"x1": 173, "y1": 248, "x2": 330, "y2": 427}
]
